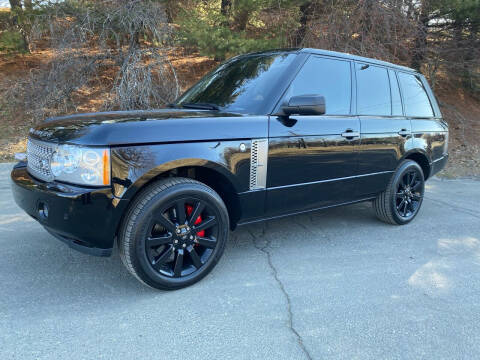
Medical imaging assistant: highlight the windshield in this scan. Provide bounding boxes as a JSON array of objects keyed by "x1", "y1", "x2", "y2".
[{"x1": 175, "y1": 53, "x2": 297, "y2": 114}]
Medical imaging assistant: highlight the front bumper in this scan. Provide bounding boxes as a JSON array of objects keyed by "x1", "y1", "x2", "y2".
[{"x1": 11, "y1": 163, "x2": 126, "y2": 256}]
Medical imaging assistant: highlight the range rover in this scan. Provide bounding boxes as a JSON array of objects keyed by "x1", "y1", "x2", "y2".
[{"x1": 11, "y1": 48, "x2": 448, "y2": 289}]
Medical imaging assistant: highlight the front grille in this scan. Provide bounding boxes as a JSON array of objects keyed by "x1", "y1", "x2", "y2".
[{"x1": 27, "y1": 138, "x2": 56, "y2": 182}]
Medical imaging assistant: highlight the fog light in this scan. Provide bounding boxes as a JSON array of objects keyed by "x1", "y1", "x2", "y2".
[{"x1": 38, "y1": 202, "x2": 49, "y2": 219}]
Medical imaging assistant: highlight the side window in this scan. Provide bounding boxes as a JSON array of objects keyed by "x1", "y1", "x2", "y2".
[
  {"x1": 356, "y1": 63, "x2": 391, "y2": 116},
  {"x1": 389, "y1": 69, "x2": 403, "y2": 116},
  {"x1": 284, "y1": 56, "x2": 351, "y2": 115},
  {"x1": 397, "y1": 72, "x2": 434, "y2": 117}
]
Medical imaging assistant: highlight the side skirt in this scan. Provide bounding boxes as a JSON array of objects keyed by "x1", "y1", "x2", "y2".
[{"x1": 236, "y1": 196, "x2": 376, "y2": 227}]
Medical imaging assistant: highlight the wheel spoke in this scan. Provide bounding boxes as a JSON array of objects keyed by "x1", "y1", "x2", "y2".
[
  {"x1": 188, "y1": 201, "x2": 205, "y2": 227},
  {"x1": 175, "y1": 199, "x2": 187, "y2": 225},
  {"x1": 412, "y1": 193, "x2": 422, "y2": 201},
  {"x1": 408, "y1": 199, "x2": 415, "y2": 213},
  {"x1": 402, "y1": 201, "x2": 408, "y2": 216},
  {"x1": 396, "y1": 192, "x2": 403, "y2": 199},
  {"x1": 409, "y1": 172, "x2": 417, "y2": 186},
  {"x1": 193, "y1": 216, "x2": 217, "y2": 232},
  {"x1": 397, "y1": 199, "x2": 405, "y2": 211},
  {"x1": 197, "y1": 236, "x2": 217, "y2": 249},
  {"x1": 412, "y1": 181, "x2": 422, "y2": 191},
  {"x1": 152, "y1": 246, "x2": 173, "y2": 270},
  {"x1": 154, "y1": 215, "x2": 176, "y2": 234},
  {"x1": 188, "y1": 246, "x2": 203, "y2": 268},
  {"x1": 173, "y1": 249, "x2": 184, "y2": 277},
  {"x1": 147, "y1": 234, "x2": 172, "y2": 247}
]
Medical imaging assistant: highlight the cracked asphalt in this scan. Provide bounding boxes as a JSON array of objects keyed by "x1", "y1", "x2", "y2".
[{"x1": 1, "y1": 162, "x2": 480, "y2": 360}]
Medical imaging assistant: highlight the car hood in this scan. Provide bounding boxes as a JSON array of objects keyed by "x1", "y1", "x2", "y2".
[{"x1": 29, "y1": 109, "x2": 268, "y2": 146}]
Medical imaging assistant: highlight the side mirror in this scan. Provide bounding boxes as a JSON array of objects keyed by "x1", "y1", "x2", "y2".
[{"x1": 281, "y1": 95, "x2": 326, "y2": 116}]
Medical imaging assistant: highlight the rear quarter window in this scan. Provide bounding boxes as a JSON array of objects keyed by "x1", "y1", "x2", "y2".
[{"x1": 398, "y1": 72, "x2": 434, "y2": 118}]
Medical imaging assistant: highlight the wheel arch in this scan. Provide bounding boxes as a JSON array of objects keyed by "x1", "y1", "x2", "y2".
[
  {"x1": 403, "y1": 151, "x2": 431, "y2": 180},
  {"x1": 115, "y1": 159, "x2": 243, "y2": 233}
]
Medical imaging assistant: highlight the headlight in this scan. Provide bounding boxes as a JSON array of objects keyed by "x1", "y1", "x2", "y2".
[{"x1": 50, "y1": 145, "x2": 110, "y2": 186}]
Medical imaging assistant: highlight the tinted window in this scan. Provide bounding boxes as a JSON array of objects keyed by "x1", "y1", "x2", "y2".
[
  {"x1": 284, "y1": 56, "x2": 351, "y2": 115},
  {"x1": 356, "y1": 64, "x2": 391, "y2": 116},
  {"x1": 389, "y1": 69, "x2": 403, "y2": 116},
  {"x1": 176, "y1": 53, "x2": 297, "y2": 114},
  {"x1": 398, "y1": 73, "x2": 434, "y2": 117}
]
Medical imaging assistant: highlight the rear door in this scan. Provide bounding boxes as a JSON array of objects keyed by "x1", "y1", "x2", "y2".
[
  {"x1": 266, "y1": 55, "x2": 361, "y2": 217},
  {"x1": 397, "y1": 72, "x2": 447, "y2": 172},
  {"x1": 355, "y1": 64, "x2": 412, "y2": 197}
]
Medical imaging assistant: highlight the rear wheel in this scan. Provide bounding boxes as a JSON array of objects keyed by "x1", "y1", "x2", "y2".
[
  {"x1": 373, "y1": 160, "x2": 425, "y2": 225},
  {"x1": 118, "y1": 177, "x2": 229, "y2": 290}
]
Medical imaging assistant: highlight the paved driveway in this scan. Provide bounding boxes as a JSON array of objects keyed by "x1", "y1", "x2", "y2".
[{"x1": 1, "y1": 163, "x2": 479, "y2": 359}]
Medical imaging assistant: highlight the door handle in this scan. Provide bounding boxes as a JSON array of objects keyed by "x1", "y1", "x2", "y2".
[
  {"x1": 341, "y1": 129, "x2": 360, "y2": 139},
  {"x1": 398, "y1": 129, "x2": 410, "y2": 137}
]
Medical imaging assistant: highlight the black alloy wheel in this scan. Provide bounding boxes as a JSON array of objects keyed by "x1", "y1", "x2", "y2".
[
  {"x1": 373, "y1": 160, "x2": 425, "y2": 225},
  {"x1": 119, "y1": 177, "x2": 229, "y2": 290},
  {"x1": 394, "y1": 168, "x2": 424, "y2": 220},
  {"x1": 145, "y1": 196, "x2": 219, "y2": 278}
]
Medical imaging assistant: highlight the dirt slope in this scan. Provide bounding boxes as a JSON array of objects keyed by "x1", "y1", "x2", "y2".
[{"x1": 0, "y1": 49, "x2": 478, "y2": 178}]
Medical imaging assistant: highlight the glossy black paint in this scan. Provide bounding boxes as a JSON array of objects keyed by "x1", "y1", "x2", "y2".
[
  {"x1": 110, "y1": 140, "x2": 253, "y2": 197},
  {"x1": 267, "y1": 115, "x2": 360, "y2": 216},
  {"x1": 11, "y1": 164, "x2": 124, "y2": 254},
  {"x1": 11, "y1": 48, "x2": 449, "y2": 256},
  {"x1": 31, "y1": 110, "x2": 265, "y2": 146}
]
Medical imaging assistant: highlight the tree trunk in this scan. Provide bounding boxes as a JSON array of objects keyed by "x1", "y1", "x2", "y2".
[
  {"x1": 411, "y1": 1, "x2": 429, "y2": 71},
  {"x1": 221, "y1": 0, "x2": 231, "y2": 16},
  {"x1": 24, "y1": 0, "x2": 33, "y2": 11},
  {"x1": 164, "y1": 0, "x2": 176, "y2": 24},
  {"x1": 234, "y1": 10, "x2": 249, "y2": 31},
  {"x1": 295, "y1": 1, "x2": 313, "y2": 46},
  {"x1": 9, "y1": 0, "x2": 22, "y2": 10},
  {"x1": 462, "y1": 21, "x2": 478, "y2": 91},
  {"x1": 233, "y1": 0, "x2": 249, "y2": 31}
]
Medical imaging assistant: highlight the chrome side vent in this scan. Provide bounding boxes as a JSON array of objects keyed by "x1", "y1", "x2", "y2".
[{"x1": 249, "y1": 138, "x2": 268, "y2": 190}]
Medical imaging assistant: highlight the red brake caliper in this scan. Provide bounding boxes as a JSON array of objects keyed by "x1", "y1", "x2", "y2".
[{"x1": 186, "y1": 204, "x2": 205, "y2": 239}]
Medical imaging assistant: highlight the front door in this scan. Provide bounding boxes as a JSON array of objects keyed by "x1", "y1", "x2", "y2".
[{"x1": 265, "y1": 55, "x2": 361, "y2": 217}]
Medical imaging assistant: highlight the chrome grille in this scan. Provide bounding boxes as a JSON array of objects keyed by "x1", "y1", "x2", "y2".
[{"x1": 27, "y1": 138, "x2": 56, "y2": 182}]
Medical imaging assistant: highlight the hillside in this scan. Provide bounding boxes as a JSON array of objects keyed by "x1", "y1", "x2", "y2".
[{"x1": 0, "y1": 47, "x2": 478, "y2": 178}]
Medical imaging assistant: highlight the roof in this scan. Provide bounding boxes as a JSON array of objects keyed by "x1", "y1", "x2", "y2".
[
  {"x1": 241, "y1": 48, "x2": 415, "y2": 73},
  {"x1": 299, "y1": 48, "x2": 415, "y2": 72}
]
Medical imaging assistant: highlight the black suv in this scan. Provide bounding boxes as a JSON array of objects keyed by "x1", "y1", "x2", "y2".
[{"x1": 11, "y1": 48, "x2": 448, "y2": 290}]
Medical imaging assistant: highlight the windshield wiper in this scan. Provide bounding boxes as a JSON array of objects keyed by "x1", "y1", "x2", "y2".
[{"x1": 181, "y1": 102, "x2": 220, "y2": 111}]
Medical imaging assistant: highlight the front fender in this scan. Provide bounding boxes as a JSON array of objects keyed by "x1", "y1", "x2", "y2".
[{"x1": 110, "y1": 140, "x2": 251, "y2": 201}]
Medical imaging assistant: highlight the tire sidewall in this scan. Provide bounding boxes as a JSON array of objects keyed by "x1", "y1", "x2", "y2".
[
  {"x1": 390, "y1": 161, "x2": 425, "y2": 225},
  {"x1": 127, "y1": 182, "x2": 229, "y2": 289}
]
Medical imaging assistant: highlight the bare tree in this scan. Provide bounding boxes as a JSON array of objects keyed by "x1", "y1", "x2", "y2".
[{"x1": 12, "y1": 0, "x2": 179, "y2": 123}]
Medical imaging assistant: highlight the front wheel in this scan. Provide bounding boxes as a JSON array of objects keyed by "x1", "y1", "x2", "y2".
[
  {"x1": 118, "y1": 177, "x2": 229, "y2": 290},
  {"x1": 373, "y1": 160, "x2": 425, "y2": 225}
]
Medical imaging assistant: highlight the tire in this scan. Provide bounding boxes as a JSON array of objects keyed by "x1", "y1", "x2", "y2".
[
  {"x1": 118, "y1": 177, "x2": 229, "y2": 290},
  {"x1": 373, "y1": 160, "x2": 425, "y2": 225}
]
